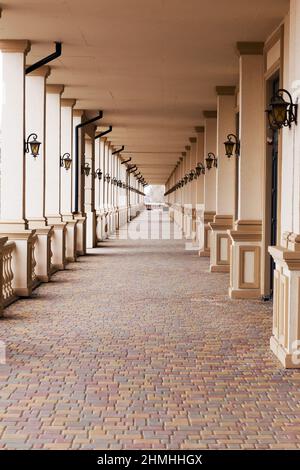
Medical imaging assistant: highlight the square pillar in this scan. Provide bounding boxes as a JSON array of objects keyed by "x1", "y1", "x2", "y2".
[
  {"x1": 199, "y1": 111, "x2": 217, "y2": 257},
  {"x1": 0, "y1": 40, "x2": 36, "y2": 296},
  {"x1": 269, "y1": 1, "x2": 300, "y2": 368},
  {"x1": 84, "y1": 135, "x2": 97, "y2": 248},
  {"x1": 195, "y1": 127, "x2": 205, "y2": 249},
  {"x1": 229, "y1": 42, "x2": 264, "y2": 299},
  {"x1": 60, "y1": 99, "x2": 78, "y2": 262},
  {"x1": 25, "y1": 66, "x2": 54, "y2": 282},
  {"x1": 73, "y1": 110, "x2": 87, "y2": 256},
  {"x1": 209, "y1": 87, "x2": 236, "y2": 272},
  {"x1": 45, "y1": 85, "x2": 67, "y2": 271}
]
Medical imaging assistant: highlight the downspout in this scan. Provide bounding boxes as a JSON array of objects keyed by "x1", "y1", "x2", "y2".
[
  {"x1": 74, "y1": 111, "x2": 103, "y2": 213},
  {"x1": 95, "y1": 126, "x2": 112, "y2": 140},
  {"x1": 26, "y1": 42, "x2": 62, "y2": 74}
]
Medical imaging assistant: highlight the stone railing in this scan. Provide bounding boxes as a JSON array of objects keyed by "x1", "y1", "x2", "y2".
[{"x1": 2, "y1": 240, "x2": 17, "y2": 308}]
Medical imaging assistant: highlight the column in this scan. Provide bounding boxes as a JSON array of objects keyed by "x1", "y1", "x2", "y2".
[
  {"x1": 199, "y1": 111, "x2": 217, "y2": 257},
  {"x1": 189, "y1": 137, "x2": 197, "y2": 241},
  {"x1": 45, "y1": 85, "x2": 67, "y2": 271},
  {"x1": 73, "y1": 110, "x2": 87, "y2": 256},
  {"x1": 25, "y1": 65, "x2": 53, "y2": 282},
  {"x1": 210, "y1": 87, "x2": 236, "y2": 272},
  {"x1": 195, "y1": 127, "x2": 205, "y2": 249},
  {"x1": 0, "y1": 40, "x2": 36, "y2": 297},
  {"x1": 228, "y1": 42, "x2": 264, "y2": 299},
  {"x1": 84, "y1": 134, "x2": 97, "y2": 248},
  {"x1": 60, "y1": 99, "x2": 78, "y2": 262},
  {"x1": 269, "y1": 0, "x2": 300, "y2": 368}
]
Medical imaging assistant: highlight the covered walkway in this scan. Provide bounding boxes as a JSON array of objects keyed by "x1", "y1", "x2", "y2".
[{"x1": 0, "y1": 211, "x2": 299, "y2": 450}]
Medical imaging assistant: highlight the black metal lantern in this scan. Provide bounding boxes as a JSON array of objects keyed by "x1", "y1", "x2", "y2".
[
  {"x1": 184, "y1": 174, "x2": 189, "y2": 185},
  {"x1": 95, "y1": 168, "x2": 102, "y2": 180},
  {"x1": 206, "y1": 152, "x2": 217, "y2": 170},
  {"x1": 224, "y1": 134, "x2": 240, "y2": 158},
  {"x1": 25, "y1": 133, "x2": 41, "y2": 158},
  {"x1": 82, "y1": 162, "x2": 91, "y2": 177},
  {"x1": 196, "y1": 162, "x2": 205, "y2": 176},
  {"x1": 112, "y1": 177, "x2": 118, "y2": 186},
  {"x1": 266, "y1": 88, "x2": 298, "y2": 130},
  {"x1": 60, "y1": 153, "x2": 72, "y2": 170},
  {"x1": 188, "y1": 170, "x2": 195, "y2": 182}
]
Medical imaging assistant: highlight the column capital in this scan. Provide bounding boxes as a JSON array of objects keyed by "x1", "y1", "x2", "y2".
[
  {"x1": 236, "y1": 42, "x2": 264, "y2": 56},
  {"x1": 0, "y1": 39, "x2": 31, "y2": 54},
  {"x1": 61, "y1": 98, "x2": 76, "y2": 108},
  {"x1": 46, "y1": 84, "x2": 64, "y2": 95},
  {"x1": 185, "y1": 146, "x2": 191, "y2": 151},
  {"x1": 189, "y1": 137, "x2": 197, "y2": 143},
  {"x1": 203, "y1": 110, "x2": 217, "y2": 119},
  {"x1": 195, "y1": 126, "x2": 204, "y2": 133},
  {"x1": 216, "y1": 86, "x2": 236, "y2": 96},
  {"x1": 27, "y1": 65, "x2": 51, "y2": 79},
  {"x1": 73, "y1": 109, "x2": 85, "y2": 118},
  {"x1": 181, "y1": 152, "x2": 186, "y2": 158}
]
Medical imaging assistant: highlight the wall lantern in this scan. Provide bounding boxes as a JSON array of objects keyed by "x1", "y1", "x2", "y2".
[
  {"x1": 224, "y1": 134, "x2": 240, "y2": 158},
  {"x1": 25, "y1": 133, "x2": 41, "y2": 158},
  {"x1": 60, "y1": 153, "x2": 72, "y2": 170},
  {"x1": 117, "y1": 180, "x2": 122, "y2": 187},
  {"x1": 266, "y1": 88, "x2": 298, "y2": 130},
  {"x1": 189, "y1": 170, "x2": 196, "y2": 182},
  {"x1": 205, "y1": 152, "x2": 217, "y2": 170},
  {"x1": 82, "y1": 162, "x2": 91, "y2": 177},
  {"x1": 95, "y1": 168, "x2": 102, "y2": 180},
  {"x1": 196, "y1": 162, "x2": 205, "y2": 176},
  {"x1": 184, "y1": 174, "x2": 189, "y2": 185},
  {"x1": 122, "y1": 182, "x2": 126, "y2": 189},
  {"x1": 112, "y1": 177, "x2": 118, "y2": 186},
  {"x1": 181, "y1": 178, "x2": 185, "y2": 187},
  {"x1": 105, "y1": 173, "x2": 111, "y2": 183}
]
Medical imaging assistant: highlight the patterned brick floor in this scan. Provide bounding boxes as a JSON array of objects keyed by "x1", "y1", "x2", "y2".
[{"x1": 0, "y1": 210, "x2": 300, "y2": 450}]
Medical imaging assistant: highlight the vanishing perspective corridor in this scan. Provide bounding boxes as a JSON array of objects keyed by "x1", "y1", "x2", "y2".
[{"x1": 0, "y1": 211, "x2": 300, "y2": 450}]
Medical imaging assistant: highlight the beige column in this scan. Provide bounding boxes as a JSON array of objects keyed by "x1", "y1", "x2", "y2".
[
  {"x1": 60, "y1": 99, "x2": 78, "y2": 262},
  {"x1": 228, "y1": 42, "x2": 264, "y2": 299},
  {"x1": 199, "y1": 111, "x2": 217, "y2": 257},
  {"x1": 0, "y1": 40, "x2": 36, "y2": 296},
  {"x1": 269, "y1": 0, "x2": 300, "y2": 368},
  {"x1": 45, "y1": 85, "x2": 66, "y2": 270},
  {"x1": 195, "y1": 127, "x2": 205, "y2": 249},
  {"x1": 210, "y1": 87, "x2": 236, "y2": 272},
  {"x1": 73, "y1": 110, "x2": 86, "y2": 256},
  {"x1": 85, "y1": 134, "x2": 97, "y2": 248},
  {"x1": 25, "y1": 66, "x2": 53, "y2": 282}
]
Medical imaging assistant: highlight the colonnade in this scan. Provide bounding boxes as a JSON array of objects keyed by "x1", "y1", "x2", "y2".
[
  {"x1": 0, "y1": 39, "x2": 144, "y2": 313},
  {"x1": 166, "y1": 1, "x2": 300, "y2": 369}
]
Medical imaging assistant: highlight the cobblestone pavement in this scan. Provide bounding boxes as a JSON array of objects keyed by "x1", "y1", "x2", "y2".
[{"x1": 0, "y1": 211, "x2": 300, "y2": 450}]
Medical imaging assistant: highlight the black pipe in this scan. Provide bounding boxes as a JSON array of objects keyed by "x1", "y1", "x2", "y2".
[
  {"x1": 26, "y1": 42, "x2": 62, "y2": 74},
  {"x1": 95, "y1": 126, "x2": 112, "y2": 140},
  {"x1": 74, "y1": 111, "x2": 103, "y2": 213},
  {"x1": 112, "y1": 145, "x2": 124, "y2": 155},
  {"x1": 121, "y1": 157, "x2": 131, "y2": 165}
]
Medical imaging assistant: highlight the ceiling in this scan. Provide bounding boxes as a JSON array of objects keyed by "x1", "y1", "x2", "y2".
[{"x1": 0, "y1": 0, "x2": 289, "y2": 183}]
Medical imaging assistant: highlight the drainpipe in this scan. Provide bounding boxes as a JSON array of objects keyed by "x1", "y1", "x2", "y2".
[
  {"x1": 26, "y1": 42, "x2": 62, "y2": 74},
  {"x1": 95, "y1": 126, "x2": 112, "y2": 140},
  {"x1": 74, "y1": 111, "x2": 103, "y2": 213}
]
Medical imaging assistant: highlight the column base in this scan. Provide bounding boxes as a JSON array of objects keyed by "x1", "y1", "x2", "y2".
[
  {"x1": 0, "y1": 229, "x2": 36, "y2": 297},
  {"x1": 28, "y1": 221, "x2": 53, "y2": 283},
  {"x1": 62, "y1": 216, "x2": 78, "y2": 262},
  {"x1": 198, "y1": 211, "x2": 215, "y2": 257},
  {"x1": 46, "y1": 218, "x2": 67, "y2": 271},
  {"x1": 74, "y1": 213, "x2": 86, "y2": 255},
  {"x1": 209, "y1": 215, "x2": 233, "y2": 272},
  {"x1": 228, "y1": 220, "x2": 262, "y2": 300},
  {"x1": 268, "y1": 234, "x2": 300, "y2": 369},
  {"x1": 86, "y1": 211, "x2": 96, "y2": 248}
]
